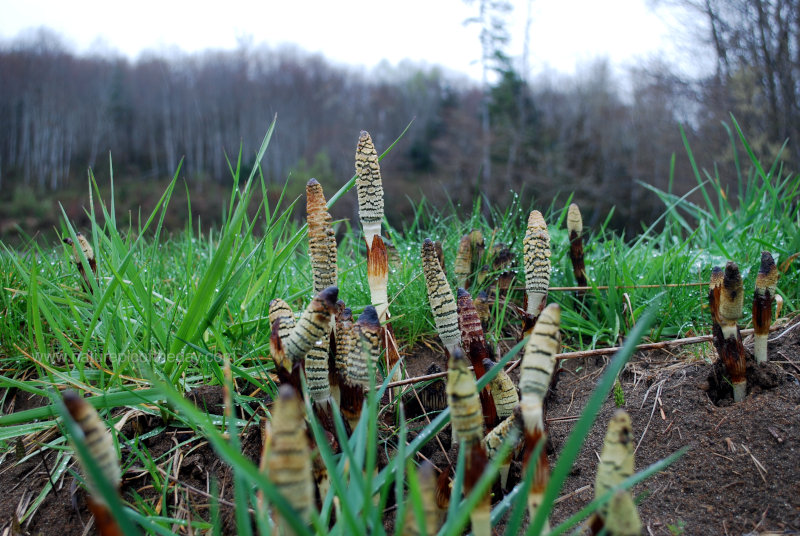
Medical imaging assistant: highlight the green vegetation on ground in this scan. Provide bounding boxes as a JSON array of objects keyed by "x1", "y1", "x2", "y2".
[{"x1": 0, "y1": 118, "x2": 797, "y2": 533}]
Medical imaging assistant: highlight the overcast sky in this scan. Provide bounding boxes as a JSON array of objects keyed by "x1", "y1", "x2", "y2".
[{"x1": 0, "y1": 0, "x2": 689, "y2": 80}]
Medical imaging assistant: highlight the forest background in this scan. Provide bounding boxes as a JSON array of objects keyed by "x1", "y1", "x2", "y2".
[{"x1": 1, "y1": 0, "x2": 798, "y2": 239}]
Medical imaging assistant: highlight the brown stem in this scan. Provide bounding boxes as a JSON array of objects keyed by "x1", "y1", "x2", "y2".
[
  {"x1": 719, "y1": 326, "x2": 747, "y2": 402},
  {"x1": 569, "y1": 230, "x2": 587, "y2": 290},
  {"x1": 87, "y1": 498, "x2": 123, "y2": 536},
  {"x1": 752, "y1": 291, "x2": 773, "y2": 337},
  {"x1": 339, "y1": 381, "x2": 364, "y2": 433}
]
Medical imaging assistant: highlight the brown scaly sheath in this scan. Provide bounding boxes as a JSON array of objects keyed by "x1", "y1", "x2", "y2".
[
  {"x1": 62, "y1": 391, "x2": 122, "y2": 536},
  {"x1": 446, "y1": 349, "x2": 490, "y2": 536},
  {"x1": 718, "y1": 261, "x2": 747, "y2": 402},
  {"x1": 456, "y1": 287, "x2": 499, "y2": 428},
  {"x1": 753, "y1": 251, "x2": 778, "y2": 364},
  {"x1": 567, "y1": 203, "x2": 588, "y2": 292},
  {"x1": 522, "y1": 210, "x2": 551, "y2": 337}
]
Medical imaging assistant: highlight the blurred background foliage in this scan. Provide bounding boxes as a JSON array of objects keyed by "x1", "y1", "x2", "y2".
[{"x1": 1, "y1": 0, "x2": 798, "y2": 240}]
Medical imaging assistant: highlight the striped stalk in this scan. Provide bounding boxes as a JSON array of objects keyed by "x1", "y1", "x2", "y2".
[
  {"x1": 402, "y1": 461, "x2": 443, "y2": 536},
  {"x1": 341, "y1": 306, "x2": 381, "y2": 431},
  {"x1": 482, "y1": 358, "x2": 519, "y2": 418},
  {"x1": 266, "y1": 385, "x2": 315, "y2": 534},
  {"x1": 519, "y1": 303, "x2": 561, "y2": 529},
  {"x1": 268, "y1": 298, "x2": 296, "y2": 379},
  {"x1": 306, "y1": 178, "x2": 337, "y2": 294},
  {"x1": 422, "y1": 238, "x2": 461, "y2": 354},
  {"x1": 482, "y1": 405, "x2": 523, "y2": 489},
  {"x1": 522, "y1": 210, "x2": 551, "y2": 336},
  {"x1": 592, "y1": 410, "x2": 640, "y2": 535},
  {"x1": 284, "y1": 287, "x2": 338, "y2": 366},
  {"x1": 62, "y1": 391, "x2": 122, "y2": 536},
  {"x1": 446, "y1": 349, "x2": 490, "y2": 536},
  {"x1": 355, "y1": 131, "x2": 401, "y2": 383}
]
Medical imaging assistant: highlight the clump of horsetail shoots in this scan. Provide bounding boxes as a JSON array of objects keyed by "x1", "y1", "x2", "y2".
[
  {"x1": 457, "y1": 287, "x2": 499, "y2": 427},
  {"x1": 422, "y1": 238, "x2": 461, "y2": 355},
  {"x1": 266, "y1": 385, "x2": 315, "y2": 534},
  {"x1": 752, "y1": 251, "x2": 779, "y2": 364},
  {"x1": 306, "y1": 178, "x2": 338, "y2": 293},
  {"x1": 522, "y1": 210, "x2": 551, "y2": 336},
  {"x1": 454, "y1": 234, "x2": 473, "y2": 289},
  {"x1": 482, "y1": 404, "x2": 523, "y2": 490},
  {"x1": 482, "y1": 358, "x2": 519, "y2": 418},
  {"x1": 402, "y1": 461, "x2": 443, "y2": 536},
  {"x1": 519, "y1": 303, "x2": 561, "y2": 529},
  {"x1": 566, "y1": 203, "x2": 588, "y2": 291},
  {"x1": 269, "y1": 298, "x2": 296, "y2": 383},
  {"x1": 446, "y1": 349, "x2": 490, "y2": 536},
  {"x1": 589, "y1": 410, "x2": 639, "y2": 534},
  {"x1": 64, "y1": 232, "x2": 97, "y2": 293},
  {"x1": 62, "y1": 391, "x2": 122, "y2": 536},
  {"x1": 718, "y1": 262, "x2": 747, "y2": 402},
  {"x1": 341, "y1": 305, "x2": 381, "y2": 431}
]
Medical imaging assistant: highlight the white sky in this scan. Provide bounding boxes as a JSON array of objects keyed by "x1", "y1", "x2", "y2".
[{"x1": 0, "y1": 0, "x2": 688, "y2": 80}]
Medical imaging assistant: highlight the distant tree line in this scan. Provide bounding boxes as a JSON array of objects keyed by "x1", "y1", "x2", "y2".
[{"x1": 0, "y1": 22, "x2": 796, "y2": 231}]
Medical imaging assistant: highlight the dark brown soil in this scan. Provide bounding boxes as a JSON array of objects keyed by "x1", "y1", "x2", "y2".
[
  {"x1": 2, "y1": 318, "x2": 799, "y2": 535},
  {"x1": 400, "y1": 318, "x2": 800, "y2": 535},
  {"x1": 547, "y1": 322, "x2": 800, "y2": 535}
]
